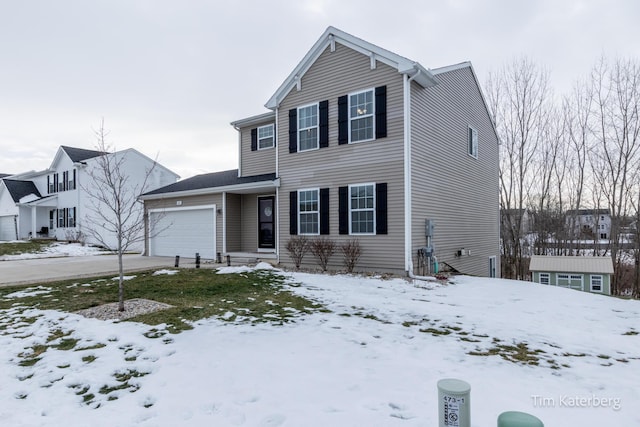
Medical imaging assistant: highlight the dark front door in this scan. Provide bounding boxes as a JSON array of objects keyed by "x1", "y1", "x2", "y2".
[{"x1": 258, "y1": 196, "x2": 275, "y2": 249}]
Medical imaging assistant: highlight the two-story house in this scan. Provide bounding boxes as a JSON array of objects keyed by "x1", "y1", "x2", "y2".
[
  {"x1": 141, "y1": 27, "x2": 500, "y2": 277},
  {"x1": 0, "y1": 145, "x2": 179, "y2": 250},
  {"x1": 565, "y1": 209, "x2": 611, "y2": 240}
]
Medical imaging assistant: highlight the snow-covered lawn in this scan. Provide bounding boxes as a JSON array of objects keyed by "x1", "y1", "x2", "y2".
[
  {"x1": 1, "y1": 267, "x2": 638, "y2": 426},
  {"x1": 0, "y1": 241, "x2": 108, "y2": 261}
]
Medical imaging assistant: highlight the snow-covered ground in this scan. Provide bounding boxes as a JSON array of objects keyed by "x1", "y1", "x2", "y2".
[
  {"x1": 0, "y1": 241, "x2": 107, "y2": 261},
  {"x1": 1, "y1": 266, "x2": 638, "y2": 426}
]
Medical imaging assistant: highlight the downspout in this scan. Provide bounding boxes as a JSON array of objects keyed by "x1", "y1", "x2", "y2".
[
  {"x1": 404, "y1": 68, "x2": 422, "y2": 276},
  {"x1": 274, "y1": 105, "x2": 280, "y2": 263},
  {"x1": 222, "y1": 191, "x2": 227, "y2": 254},
  {"x1": 234, "y1": 124, "x2": 242, "y2": 177}
]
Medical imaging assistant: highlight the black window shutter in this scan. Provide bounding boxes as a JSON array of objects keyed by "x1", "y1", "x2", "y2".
[
  {"x1": 289, "y1": 191, "x2": 298, "y2": 235},
  {"x1": 54, "y1": 174, "x2": 58, "y2": 193},
  {"x1": 376, "y1": 182, "x2": 388, "y2": 234},
  {"x1": 72, "y1": 169, "x2": 76, "y2": 190},
  {"x1": 338, "y1": 186, "x2": 348, "y2": 234},
  {"x1": 63, "y1": 171, "x2": 67, "y2": 191},
  {"x1": 64, "y1": 208, "x2": 68, "y2": 228},
  {"x1": 338, "y1": 95, "x2": 348, "y2": 145},
  {"x1": 47, "y1": 175, "x2": 50, "y2": 194},
  {"x1": 251, "y1": 128, "x2": 258, "y2": 151},
  {"x1": 375, "y1": 86, "x2": 387, "y2": 139},
  {"x1": 289, "y1": 109, "x2": 298, "y2": 153},
  {"x1": 319, "y1": 100, "x2": 329, "y2": 148},
  {"x1": 320, "y1": 188, "x2": 329, "y2": 234}
]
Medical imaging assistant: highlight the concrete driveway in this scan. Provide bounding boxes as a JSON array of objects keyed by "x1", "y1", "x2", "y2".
[{"x1": 0, "y1": 255, "x2": 177, "y2": 287}]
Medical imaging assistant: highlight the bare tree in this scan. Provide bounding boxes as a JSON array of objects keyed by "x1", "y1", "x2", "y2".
[
  {"x1": 589, "y1": 56, "x2": 640, "y2": 294},
  {"x1": 487, "y1": 57, "x2": 552, "y2": 279},
  {"x1": 83, "y1": 120, "x2": 158, "y2": 311}
]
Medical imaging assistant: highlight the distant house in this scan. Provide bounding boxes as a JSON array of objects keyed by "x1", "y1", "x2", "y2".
[
  {"x1": 565, "y1": 209, "x2": 611, "y2": 240},
  {"x1": 529, "y1": 255, "x2": 614, "y2": 295},
  {"x1": 0, "y1": 146, "x2": 179, "y2": 249},
  {"x1": 141, "y1": 26, "x2": 500, "y2": 277}
]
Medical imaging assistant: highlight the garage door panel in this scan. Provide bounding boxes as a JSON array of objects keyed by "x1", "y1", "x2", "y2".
[
  {"x1": 150, "y1": 209, "x2": 215, "y2": 259},
  {"x1": 0, "y1": 216, "x2": 17, "y2": 241}
]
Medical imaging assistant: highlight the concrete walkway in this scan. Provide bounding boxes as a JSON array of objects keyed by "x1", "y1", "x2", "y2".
[{"x1": 0, "y1": 255, "x2": 178, "y2": 287}]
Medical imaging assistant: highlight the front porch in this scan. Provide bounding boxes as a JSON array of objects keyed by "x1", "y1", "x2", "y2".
[{"x1": 18, "y1": 195, "x2": 58, "y2": 240}]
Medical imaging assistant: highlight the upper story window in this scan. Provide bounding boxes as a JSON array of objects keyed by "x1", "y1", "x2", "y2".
[
  {"x1": 67, "y1": 169, "x2": 76, "y2": 190},
  {"x1": 298, "y1": 104, "x2": 319, "y2": 152},
  {"x1": 298, "y1": 189, "x2": 319, "y2": 235},
  {"x1": 258, "y1": 124, "x2": 274, "y2": 150},
  {"x1": 349, "y1": 89, "x2": 374, "y2": 143},
  {"x1": 349, "y1": 183, "x2": 375, "y2": 234},
  {"x1": 468, "y1": 126, "x2": 478, "y2": 159}
]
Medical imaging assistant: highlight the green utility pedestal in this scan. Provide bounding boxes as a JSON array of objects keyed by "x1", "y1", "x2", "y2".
[{"x1": 497, "y1": 411, "x2": 544, "y2": 427}]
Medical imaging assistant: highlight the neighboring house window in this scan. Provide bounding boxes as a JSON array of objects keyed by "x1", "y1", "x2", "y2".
[
  {"x1": 67, "y1": 208, "x2": 76, "y2": 228},
  {"x1": 349, "y1": 183, "x2": 375, "y2": 234},
  {"x1": 468, "y1": 126, "x2": 478, "y2": 158},
  {"x1": 48, "y1": 175, "x2": 55, "y2": 193},
  {"x1": 68, "y1": 169, "x2": 76, "y2": 190},
  {"x1": 591, "y1": 275, "x2": 603, "y2": 292},
  {"x1": 349, "y1": 89, "x2": 374, "y2": 143},
  {"x1": 57, "y1": 209, "x2": 65, "y2": 228},
  {"x1": 257, "y1": 124, "x2": 274, "y2": 150},
  {"x1": 298, "y1": 104, "x2": 319, "y2": 152},
  {"x1": 489, "y1": 256, "x2": 497, "y2": 278},
  {"x1": 49, "y1": 210, "x2": 55, "y2": 230},
  {"x1": 298, "y1": 189, "x2": 319, "y2": 235},
  {"x1": 539, "y1": 273, "x2": 550, "y2": 285},
  {"x1": 601, "y1": 215, "x2": 605, "y2": 221}
]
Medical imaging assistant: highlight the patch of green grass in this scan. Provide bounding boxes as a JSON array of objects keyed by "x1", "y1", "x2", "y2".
[
  {"x1": 76, "y1": 343, "x2": 106, "y2": 351},
  {"x1": 18, "y1": 343, "x2": 48, "y2": 366},
  {"x1": 53, "y1": 338, "x2": 79, "y2": 351},
  {"x1": 623, "y1": 330, "x2": 638, "y2": 336},
  {"x1": 0, "y1": 269, "x2": 325, "y2": 334},
  {"x1": 82, "y1": 355, "x2": 97, "y2": 363},
  {"x1": 419, "y1": 327, "x2": 451, "y2": 336},
  {"x1": 0, "y1": 241, "x2": 53, "y2": 256}
]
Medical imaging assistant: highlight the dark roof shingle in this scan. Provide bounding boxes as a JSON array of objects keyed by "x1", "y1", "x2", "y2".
[
  {"x1": 142, "y1": 169, "x2": 276, "y2": 196},
  {"x1": 61, "y1": 146, "x2": 107, "y2": 162},
  {"x1": 3, "y1": 179, "x2": 42, "y2": 202}
]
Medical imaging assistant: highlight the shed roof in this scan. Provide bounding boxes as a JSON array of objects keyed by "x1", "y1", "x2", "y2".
[{"x1": 529, "y1": 255, "x2": 614, "y2": 274}]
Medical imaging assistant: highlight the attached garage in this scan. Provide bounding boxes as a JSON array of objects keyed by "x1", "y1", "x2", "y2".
[
  {"x1": 149, "y1": 206, "x2": 216, "y2": 259},
  {"x1": 0, "y1": 215, "x2": 17, "y2": 241}
]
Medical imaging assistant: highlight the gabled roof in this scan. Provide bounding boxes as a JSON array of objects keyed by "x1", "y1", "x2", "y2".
[
  {"x1": 0, "y1": 173, "x2": 11, "y2": 179},
  {"x1": 265, "y1": 26, "x2": 438, "y2": 109},
  {"x1": 529, "y1": 255, "x2": 614, "y2": 275},
  {"x1": 140, "y1": 169, "x2": 277, "y2": 199},
  {"x1": 566, "y1": 209, "x2": 611, "y2": 216},
  {"x1": 2, "y1": 179, "x2": 42, "y2": 203},
  {"x1": 61, "y1": 146, "x2": 107, "y2": 163}
]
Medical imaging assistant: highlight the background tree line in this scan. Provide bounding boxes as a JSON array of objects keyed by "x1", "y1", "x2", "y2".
[{"x1": 486, "y1": 56, "x2": 640, "y2": 298}]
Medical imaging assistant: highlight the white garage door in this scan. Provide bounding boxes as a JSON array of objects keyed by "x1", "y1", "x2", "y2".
[
  {"x1": 149, "y1": 207, "x2": 216, "y2": 259},
  {"x1": 0, "y1": 215, "x2": 17, "y2": 241}
]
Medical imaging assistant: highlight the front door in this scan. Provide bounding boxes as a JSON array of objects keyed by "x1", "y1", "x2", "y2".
[{"x1": 258, "y1": 196, "x2": 275, "y2": 249}]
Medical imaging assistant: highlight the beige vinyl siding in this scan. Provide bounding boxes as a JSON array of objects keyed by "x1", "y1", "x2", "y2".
[
  {"x1": 226, "y1": 193, "x2": 242, "y2": 252},
  {"x1": 239, "y1": 120, "x2": 277, "y2": 177},
  {"x1": 144, "y1": 194, "x2": 223, "y2": 258},
  {"x1": 240, "y1": 194, "x2": 259, "y2": 252},
  {"x1": 277, "y1": 42, "x2": 405, "y2": 272},
  {"x1": 410, "y1": 66, "x2": 500, "y2": 277}
]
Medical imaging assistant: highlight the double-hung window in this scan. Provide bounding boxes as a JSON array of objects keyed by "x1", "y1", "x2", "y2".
[
  {"x1": 57, "y1": 209, "x2": 65, "y2": 228},
  {"x1": 539, "y1": 273, "x2": 550, "y2": 285},
  {"x1": 258, "y1": 124, "x2": 274, "y2": 150},
  {"x1": 468, "y1": 126, "x2": 478, "y2": 158},
  {"x1": 349, "y1": 89, "x2": 374, "y2": 143},
  {"x1": 298, "y1": 189, "x2": 319, "y2": 235},
  {"x1": 349, "y1": 183, "x2": 375, "y2": 234},
  {"x1": 67, "y1": 208, "x2": 76, "y2": 228},
  {"x1": 298, "y1": 104, "x2": 319, "y2": 151},
  {"x1": 590, "y1": 275, "x2": 603, "y2": 292}
]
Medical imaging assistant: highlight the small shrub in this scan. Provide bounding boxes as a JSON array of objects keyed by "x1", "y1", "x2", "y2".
[
  {"x1": 341, "y1": 239, "x2": 361, "y2": 273},
  {"x1": 64, "y1": 229, "x2": 86, "y2": 246},
  {"x1": 311, "y1": 237, "x2": 336, "y2": 271},
  {"x1": 285, "y1": 236, "x2": 310, "y2": 270}
]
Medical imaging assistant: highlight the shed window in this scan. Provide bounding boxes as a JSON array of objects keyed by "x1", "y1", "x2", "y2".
[
  {"x1": 591, "y1": 275, "x2": 603, "y2": 292},
  {"x1": 539, "y1": 273, "x2": 550, "y2": 285}
]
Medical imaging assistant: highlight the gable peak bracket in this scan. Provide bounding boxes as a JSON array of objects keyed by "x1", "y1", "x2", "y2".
[
  {"x1": 370, "y1": 52, "x2": 377, "y2": 70},
  {"x1": 329, "y1": 34, "x2": 336, "y2": 52},
  {"x1": 294, "y1": 74, "x2": 301, "y2": 91}
]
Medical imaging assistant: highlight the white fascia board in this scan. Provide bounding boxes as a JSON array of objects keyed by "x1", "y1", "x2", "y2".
[
  {"x1": 430, "y1": 61, "x2": 472, "y2": 75},
  {"x1": 230, "y1": 111, "x2": 276, "y2": 129},
  {"x1": 265, "y1": 26, "x2": 438, "y2": 109},
  {"x1": 139, "y1": 178, "x2": 280, "y2": 201}
]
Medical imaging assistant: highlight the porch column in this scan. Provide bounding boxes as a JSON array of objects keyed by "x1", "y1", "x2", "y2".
[
  {"x1": 222, "y1": 192, "x2": 227, "y2": 254},
  {"x1": 31, "y1": 206, "x2": 37, "y2": 238}
]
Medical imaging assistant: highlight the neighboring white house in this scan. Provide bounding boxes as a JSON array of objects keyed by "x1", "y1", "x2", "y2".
[
  {"x1": 566, "y1": 209, "x2": 612, "y2": 240},
  {"x1": 0, "y1": 146, "x2": 179, "y2": 250}
]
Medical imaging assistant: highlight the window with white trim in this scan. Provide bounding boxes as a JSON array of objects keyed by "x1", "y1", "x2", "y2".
[
  {"x1": 298, "y1": 189, "x2": 319, "y2": 235},
  {"x1": 57, "y1": 209, "x2": 65, "y2": 228},
  {"x1": 298, "y1": 104, "x2": 318, "y2": 151},
  {"x1": 539, "y1": 273, "x2": 550, "y2": 285},
  {"x1": 468, "y1": 126, "x2": 478, "y2": 158},
  {"x1": 349, "y1": 183, "x2": 375, "y2": 234},
  {"x1": 258, "y1": 124, "x2": 274, "y2": 150},
  {"x1": 349, "y1": 89, "x2": 374, "y2": 143},
  {"x1": 590, "y1": 275, "x2": 603, "y2": 292},
  {"x1": 67, "y1": 208, "x2": 76, "y2": 228}
]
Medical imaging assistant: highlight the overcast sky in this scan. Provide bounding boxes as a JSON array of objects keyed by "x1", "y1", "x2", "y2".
[{"x1": 1, "y1": 0, "x2": 639, "y2": 179}]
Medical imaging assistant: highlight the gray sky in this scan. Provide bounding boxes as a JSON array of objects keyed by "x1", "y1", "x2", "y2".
[{"x1": 1, "y1": 0, "x2": 638, "y2": 179}]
